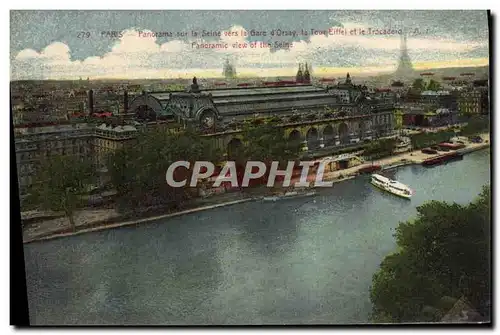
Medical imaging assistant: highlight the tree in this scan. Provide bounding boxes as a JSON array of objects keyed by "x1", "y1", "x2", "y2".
[
  {"x1": 231, "y1": 123, "x2": 303, "y2": 189},
  {"x1": 240, "y1": 123, "x2": 302, "y2": 165},
  {"x1": 426, "y1": 79, "x2": 442, "y2": 91},
  {"x1": 410, "y1": 130, "x2": 455, "y2": 149},
  {"x1": 26, "y1": 155, "x2": 96, "y2": 231},
  {"x1": 370, "y1": 186, "x2": 491, "y2": 322},
  {"x1": 108, "y1": 128, "x2": 223, "y2": 211},
  {"x1": 460, "y1": 117, "x2": 490, "y2": 136},
  {"x1": 412, "y1": 78, "x2": 425, "y2": 91},
  {"x1": 363, "y1": 138, "x2": 397, "y2": 159}
]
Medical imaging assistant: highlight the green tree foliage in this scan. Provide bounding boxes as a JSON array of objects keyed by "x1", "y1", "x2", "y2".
[
  {"x1": 410, "y1": 130, "x2": 455, "y2": 149},
  {"x1": 108, "y1": 128, "x2": 223, "y2": 211},
  {"x1": 460, "y1": 117, "x2": 490, "y2": 136},
  {"x1": 405, "y1": 79, "x2": 426, "y2": 102},
  {"x1": 240, "y1": 123, "x2": 302, "y2": 165},
  {"x1": 25, "y1": 155, "x2": 96, "y2": 231},
  {"x1": 363, "y1": 138, "x2": 397, "y2": 159},
  {"x1": 426, "y1": 79, "x2": 442, "y2": 91},
  {"x1": 412, "y1": 78, "x2": 425, "y2": 91},
  {"x1": 166, "y1": 84, "x2": 185, "y2": 91},
  {"x1": 370, "y1": 186, "x2": 491, "y2": 322}
]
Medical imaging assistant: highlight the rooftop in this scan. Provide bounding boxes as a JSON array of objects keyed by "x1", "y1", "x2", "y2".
[
  {"x1": 151, "y1": 85, "x2": 326, "y2": 102},
  {"x1": 96, "y1": 123, "x2": 137, "y2": 132}
]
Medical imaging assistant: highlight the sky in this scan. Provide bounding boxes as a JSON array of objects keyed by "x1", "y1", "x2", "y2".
[{"x1": 10, "y1": 10, "x2": 490, "y2": 80}]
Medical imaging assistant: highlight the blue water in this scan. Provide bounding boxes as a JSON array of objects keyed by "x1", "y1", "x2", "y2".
[{"x1": 24, "y1": 149, "x2": 490, "y2": 325}]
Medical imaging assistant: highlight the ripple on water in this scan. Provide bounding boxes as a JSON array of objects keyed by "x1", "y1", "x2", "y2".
[{"x1": 24, "y1": 150, "x2": 490, "y2": 325}]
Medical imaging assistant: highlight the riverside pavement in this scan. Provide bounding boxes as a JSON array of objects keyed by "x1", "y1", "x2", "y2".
[{"x1": 21, "y1": 133, "x2": 490, "y2": 243}]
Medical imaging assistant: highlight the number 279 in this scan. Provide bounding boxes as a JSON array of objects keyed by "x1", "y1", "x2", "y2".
[{"x1": 77, "y1": 32, "x2": 90, "y2": 38}]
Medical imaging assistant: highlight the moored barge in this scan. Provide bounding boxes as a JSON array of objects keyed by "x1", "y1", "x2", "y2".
[
  {"x1": 422, "y1": 152, "x2": 463, "y2": 166},
  {"x1": 438, "y1": 142, "x2": 466, "y2": 150},
  {"x1": 358, "y1": 164, "x2": 382, "y2": 174}
]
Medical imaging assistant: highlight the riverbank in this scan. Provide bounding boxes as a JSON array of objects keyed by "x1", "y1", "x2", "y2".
[{"x1": 21, "y1": 133, "x2": 489, "y2": 244}]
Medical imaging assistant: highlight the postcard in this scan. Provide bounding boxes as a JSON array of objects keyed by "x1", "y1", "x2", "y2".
[{"x1": 11, "y1": 10, "x2": 491, "y2": 326}]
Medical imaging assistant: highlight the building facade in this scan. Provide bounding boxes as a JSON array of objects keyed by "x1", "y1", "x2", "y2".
[
  {"x1": 128, "y1": 74, "x2": 395, "y2": 132},
  {"x1": 15, "y1": 124, "x2": 93, "y2": 195},
  {"x1": 458, "y1": 89, "x2": 482, "y2": 115}
]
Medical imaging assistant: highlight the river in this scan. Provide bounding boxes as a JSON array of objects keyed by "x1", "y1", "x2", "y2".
[{"x1": 24, "y1": 149, "x2": 491, "y2": 325}]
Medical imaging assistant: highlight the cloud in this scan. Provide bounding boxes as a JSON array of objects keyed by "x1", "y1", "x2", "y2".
[{"x1": 11, "y1": 25, "x2": 489, "y2": 80}]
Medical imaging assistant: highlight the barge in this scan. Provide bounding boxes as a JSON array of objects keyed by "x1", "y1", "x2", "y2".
[
  {"x1": 438, "y1": 142, "x2": 466, "y2": 150},
  {"x1": 422, "y1": 152, "x2": 464, "y2": 166},
  {"x1": 358, "y1": 164, "x2": 382, "y2": 174}
]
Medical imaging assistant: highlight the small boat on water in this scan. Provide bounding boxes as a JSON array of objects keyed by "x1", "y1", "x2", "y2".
[
  {"x1": 263, "y1": 190, "x2": 317, "y2": 201},
  {"x1": 370, "y1": 174, "x2": 413, "y2": 199}
]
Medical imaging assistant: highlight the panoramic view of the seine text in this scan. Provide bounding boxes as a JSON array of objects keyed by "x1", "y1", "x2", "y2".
[{"x1": 12, "y1": 10, "x2": 491, "y2": 325}]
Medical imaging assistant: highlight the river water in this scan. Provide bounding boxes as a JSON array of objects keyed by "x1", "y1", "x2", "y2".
[{"x1": 24, "y1": 149, "x2": 491, "y2": 325}]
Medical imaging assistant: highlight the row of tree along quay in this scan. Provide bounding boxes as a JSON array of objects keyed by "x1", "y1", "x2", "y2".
[
  {"x1": 370, "y1": 186, "x2": 491, "y2": 323},
  {"x1": 21, "y1": 121, "x2": 304, "y2": 233},
  {"x1": 407, "y1": 115, "x2": 489, "y2": 151},
  {"x1": 20, "y1": 115, "x2": 489, "y2": 235},
  {"x1": 361, "y1": 138, "x2": 398, "y2": 160}
]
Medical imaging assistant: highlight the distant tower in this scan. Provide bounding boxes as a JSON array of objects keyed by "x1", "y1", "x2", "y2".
[
  {"x1": 308, "y1": 63, "x2": 313, "y2": 76},
  {"x1": 223, "y1": 58, "x2": 236, "y2": 79},
  {"x1": 304, "y1": 63, "x2": 311, "y2": 83},
  {"x1": 190, "y1": 77, "x2": 201, "y2": 93},
  {"x1": 88, "y1": 89, "x2": 94, "y2": 115},
  {"x1": 345, "y1": 72, "x2": 352, "y2": 85},
  {"x1": 123, "y1": 91, "x2": 129, "y2": 113},
  {"x1": 394, "y1": 32, "x2": 414, "y2": 79},
  {"x1": 296, "y1": 63, "x2": 304, "y2": 83}
]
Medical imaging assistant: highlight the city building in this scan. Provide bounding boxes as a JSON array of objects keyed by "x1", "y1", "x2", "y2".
[
  {"x1": 419, "y1": 90, "x2": 458, "y2": 111},
  {"x1": 15, "y1": 124, "x2": 94, "y2": 195},
  {"x1": 129, "y1": 74, "x2": 395, "y2": 133},
  {"x1": 14, "y1": 73, "x2": 398, "y2": 197},
  {"x1": 395, "y1": 102, "x2": 459, "y2": 127},
  {"x1": 458, "y1": 89, "x2": 482, "y2": 115}
]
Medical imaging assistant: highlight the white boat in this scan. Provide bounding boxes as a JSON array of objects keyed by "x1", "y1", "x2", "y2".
[
  {"x1": 284, "y1": 190, "x2": 316, "y2": 198},
  {"x1": 370, "y1": 174, "x2": 413, "y2": 199},
  {"x1": 263, "y1": 196, "x2": 280, "y2": 201},
  {"x1": 263, "y1": 190, "x2": 316, "y2": 201}
]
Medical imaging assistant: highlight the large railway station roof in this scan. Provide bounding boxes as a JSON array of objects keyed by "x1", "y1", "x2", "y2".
[
  {"x1": 212, "y1": 91, "x2": 333, "y2": 105},
  {"x1": 148, "y1": 85, "x2": 327, "y2": 103},
  {"x1": 206, "y1": 85, "x2": 324, "y2": 98},
  {"x1": 136, "y1": 84, "x2": 362, "y2": 119}
]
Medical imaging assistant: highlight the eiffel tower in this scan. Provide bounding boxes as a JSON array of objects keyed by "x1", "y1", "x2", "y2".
[
  {"x1": 223, "y1": 58, "x2": 236, "y2": 79},
  {"x1": 394, "y1": 32, "x2": 415, "y2": 80}
]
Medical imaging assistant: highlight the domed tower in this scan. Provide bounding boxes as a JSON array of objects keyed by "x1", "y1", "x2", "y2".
[
  {"x1": 304, "y1": 63, "x2": 311, "y2": 83},
  {"x1": 190, "y1": 77, "x2": 200, "y2": 93}
]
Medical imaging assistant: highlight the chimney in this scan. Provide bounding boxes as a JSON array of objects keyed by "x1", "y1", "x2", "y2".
[
  {"x1": 88, "y1": 89, "x2": 94, "y2": 116},
  {"x1": 124, "y1": 91, "x2": 129, "y2": 113}
]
